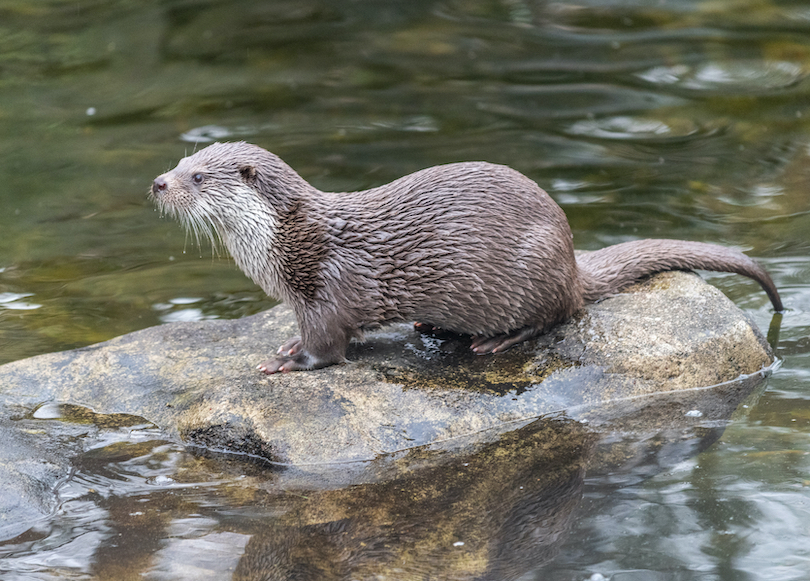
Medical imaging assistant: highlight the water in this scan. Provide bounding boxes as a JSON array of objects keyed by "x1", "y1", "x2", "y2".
[{"x1": 1, "y1": 0, "x2": 809, "y2": 578}]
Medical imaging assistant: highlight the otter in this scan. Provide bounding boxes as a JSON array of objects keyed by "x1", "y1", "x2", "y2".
[{"x1": 150, "y1": 142, "x2": 783, "y2": 373}]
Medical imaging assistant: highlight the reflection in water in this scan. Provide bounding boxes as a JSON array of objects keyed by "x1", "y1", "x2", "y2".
[
  {"x1": 767, "y1": 312, "x2": 783, "y2": 349},
  {"x1": 0, "y1": 292, "x2": 42, "y2": 311},
  {"x1": 0, "y1": 372, "x2": 767, "y2": 580},
  {"x1": 637, "y1": 61, "x2": 807, "y2": 93},
  {"x1": 232, "y1": 419, "x2": 591, "y2": 581}
]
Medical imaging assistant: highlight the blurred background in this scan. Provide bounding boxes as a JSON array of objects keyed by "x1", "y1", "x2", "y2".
[{"x1": 1, "y1": 0, "x2": 809, "y2": 578}]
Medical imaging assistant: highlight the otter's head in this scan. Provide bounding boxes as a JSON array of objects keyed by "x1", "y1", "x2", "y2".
[
  {"x1": 151, "y1": 142, "x2": 284, "y2": 238},
  {"x1": 150, "y1": 141, "x2": 309, "y2": 294}
]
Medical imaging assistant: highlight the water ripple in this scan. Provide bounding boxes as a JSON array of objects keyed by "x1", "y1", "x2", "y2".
[
  {"x1": 566, "y1": 115, "x2": 709, "y2": 142},
  {"x1": 637, "y1": 60, "x2": 806, "y2": 94},
  {"x1": 479, "y1": 84, "x2": 685, "y2": 121}
]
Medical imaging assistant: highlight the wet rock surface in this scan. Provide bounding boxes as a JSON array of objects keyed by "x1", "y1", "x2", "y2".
[
  {"x1": 0, "y1": 271, "x2": 777, "y2": 546},
  {"x1": 0, "y1": 271, "x2": 774, "y2": 463}
]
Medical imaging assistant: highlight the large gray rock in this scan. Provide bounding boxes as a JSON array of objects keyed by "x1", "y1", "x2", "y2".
[
  {"x1": 0, "y1": 271, "x2": 778, "y2": 562},
  {"x1": 0, "y1": 271, "x2": 773, "y2": 466}
]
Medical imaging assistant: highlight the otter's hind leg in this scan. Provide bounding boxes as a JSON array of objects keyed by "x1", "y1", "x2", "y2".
[
  {"x1": 413, "y1": 321, "x2": 437, "y2": 333},
  {"x1": 470, "y1": 327, "x2": 540, "y2": 354},
  {"x1": 413, "y1": 322, "x2": 458, "y2": 337}
]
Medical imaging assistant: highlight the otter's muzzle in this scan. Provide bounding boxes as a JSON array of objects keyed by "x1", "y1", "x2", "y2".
[{"x1": 152, "y1": 176, "x2": 169, "y2": 195}]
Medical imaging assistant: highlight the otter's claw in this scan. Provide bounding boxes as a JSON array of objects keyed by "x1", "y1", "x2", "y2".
[
  {"x1": 257, "y1": 357, "x2": 305, "y2": 374},
  {"x1": 414, "y1": 321, "x2": 457, "y2": 338},
  {"x1": 276, "y1": 336, "x2": 303, "y2": 356},
  {"x1": 471, "y1": 327, "x2": 539, "y2": 354},
  {"x1": 259, "y1": 337, "x2": 331, "y2": 374}
]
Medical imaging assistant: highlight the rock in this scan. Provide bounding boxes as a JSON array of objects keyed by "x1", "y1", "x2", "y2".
[
  {"x1": 0, "y1": 271, "x2": 777, "y2": 556},
  {"x1": 0, "y1": 271, "x2": 773, "y2": 467}
]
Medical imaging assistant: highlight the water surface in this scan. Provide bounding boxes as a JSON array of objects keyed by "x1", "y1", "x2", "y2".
[{"x1": 1, "y1": 0, "x2": 809, "y2": 579}]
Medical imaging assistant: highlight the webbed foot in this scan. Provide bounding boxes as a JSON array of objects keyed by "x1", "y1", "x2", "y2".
[
  {"x1": 257, "y1": 354, "x2": 312, "y2": 374},
  {"x1": 414, "y1": 321, "x2": 444, "y2": 334},
  {"x1": 471, "y1": 327, "x2": 539, "y2": 354},
  {"x1": 276, "y1": 336, "x2": 303, "y2": 357},
  {"x1": 257, "y1": 336, "x2": 344, "y2": 374}
]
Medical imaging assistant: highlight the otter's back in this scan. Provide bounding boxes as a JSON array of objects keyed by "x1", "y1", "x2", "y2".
[{"x1": 317, "y1": 162, "x2": 582, "y2": 336}]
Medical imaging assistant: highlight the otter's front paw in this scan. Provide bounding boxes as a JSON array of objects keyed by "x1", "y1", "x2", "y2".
[
  {"x1": 257, "y1": 354, "x2": 311, "y2": 374},
  {"x1": 276, "y1": 336, "x2": 303, "y2": 357},
  {"x1": 258, "y1": 337, "x2": 345, "y2": 373},
  {"x1": 257, "y1": 339, "x2": 325, "y2": 373},
  {"x1": 258, "y1": 337, "x2": 311, "y2": 373}
]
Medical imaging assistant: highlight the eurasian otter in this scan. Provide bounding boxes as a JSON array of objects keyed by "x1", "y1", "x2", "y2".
[{"x1": 150, "y1": 142, "x2": 783, "y2": 373}]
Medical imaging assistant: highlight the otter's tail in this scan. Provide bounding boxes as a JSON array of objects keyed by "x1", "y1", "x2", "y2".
[{"x1": 576, "y1": 239, "x2": 783, "y2": 311}]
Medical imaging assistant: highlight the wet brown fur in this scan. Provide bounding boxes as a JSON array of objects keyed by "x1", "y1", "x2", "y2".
[{"x1": 151, "y1": 142, "x2": 783, "y2": 373}]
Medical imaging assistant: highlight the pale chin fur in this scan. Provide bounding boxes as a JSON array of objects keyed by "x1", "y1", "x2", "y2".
[{"x1": 209, "y1": 192, "x2": 285, "y2": 302}]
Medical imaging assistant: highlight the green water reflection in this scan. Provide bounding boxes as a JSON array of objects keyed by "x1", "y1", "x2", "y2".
[{"x1": 1, "y1": 0, "x2": 809, "y2": 579}]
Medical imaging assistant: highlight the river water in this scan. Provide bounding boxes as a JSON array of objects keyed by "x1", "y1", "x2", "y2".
[{"x1": 0, "y1": 0, "x2": 809, "y2": 579}]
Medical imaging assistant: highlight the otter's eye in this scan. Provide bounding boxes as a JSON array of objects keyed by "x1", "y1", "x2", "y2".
[{"x1": 192, "y1": 173, "x2": 205, "y2": 185}]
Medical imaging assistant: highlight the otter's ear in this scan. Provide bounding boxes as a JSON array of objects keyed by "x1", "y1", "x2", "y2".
[{"x1": 239, "y1": 165, "x2": 257, "y2": 185}]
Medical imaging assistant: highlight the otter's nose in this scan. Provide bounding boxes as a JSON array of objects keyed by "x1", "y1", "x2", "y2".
[{"x1": 152, "y1": 176, "x2": 168, "y2": 195}]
